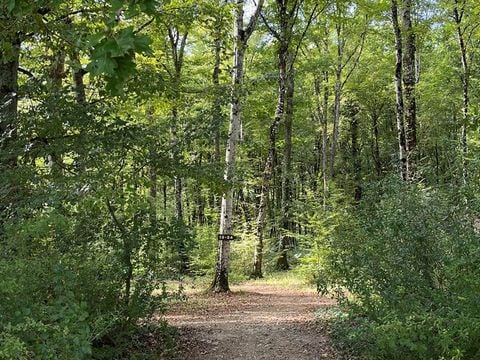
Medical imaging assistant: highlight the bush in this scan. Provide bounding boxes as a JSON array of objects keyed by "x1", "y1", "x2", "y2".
[
  {"x1": 317, "y1": 177, "x2": 480, "y2": 359},
  {"x1": 0, "y1": 259, "x2": 91, "y2": 360}
]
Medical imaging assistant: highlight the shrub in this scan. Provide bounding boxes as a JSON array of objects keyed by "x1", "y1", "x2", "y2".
[{"x1": 317, "y1": 177, "x2": 480, "y2": 359}]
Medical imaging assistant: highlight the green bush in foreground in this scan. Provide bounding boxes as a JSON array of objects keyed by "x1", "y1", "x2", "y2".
[{"x1": 317, "y1": 178, "x2": 480, "y2": 359}]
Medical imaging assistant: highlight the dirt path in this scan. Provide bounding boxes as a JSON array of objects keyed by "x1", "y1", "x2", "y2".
[{"x1": 163, "y1": 281, "x2": 340, "y2": 360}]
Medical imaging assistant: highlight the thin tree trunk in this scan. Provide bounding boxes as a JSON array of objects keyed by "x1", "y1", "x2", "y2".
[
  {"x1": 277, "y1": 64, "x2": 294, "y2": 271},
  {"x1": 453, "y1": 0, "x2": 469, "y2": 183},
  {"x1": 147, "y1": 108, "x2": 157, "y2": 232},
  {"x1": 391, "y1": 0, "x2": 408, "y2": 180},
  {"x1": 163, "y1": 181, "x2": 167, "y2": 221},
  {"x1": 401, "y1": 0, "x2": 417, "y2": 176},
  {"x1": 348, "y1": 102, "x2": 362, "y2": 202},
  {"x1": 168, "y1": 28, "x2": 188, "y2": 224},
  {"x1": 371, "y1": 111, "x2": 382, "y2": 177},
  {"x1": 47, "y1": 50, "x2": 66, "y2": 175},
  {"x1": 321, "y1": 72, "x2": 329, "y2": 208},
  {"x1": 330, "y1": 24, "x2": 343, "y2": 179},
  {"x1": 0, "y1": 34, "x2": 20, "y2": 216},
  {"x1": 253, "y1": 39, "x2": 288, "y2": 278}
]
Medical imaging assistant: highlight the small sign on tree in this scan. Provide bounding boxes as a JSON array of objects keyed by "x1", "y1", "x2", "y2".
[{"x1": 218, "y1": 234, "x2": 236, "y2": 241}]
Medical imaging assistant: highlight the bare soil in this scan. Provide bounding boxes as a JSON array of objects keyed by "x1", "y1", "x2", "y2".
[{"x1": 162, "y1": 280, "x2": 340, "y2": 360}]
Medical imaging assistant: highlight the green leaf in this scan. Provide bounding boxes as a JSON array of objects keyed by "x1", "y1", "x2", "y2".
[
  {"x1": 133, "y1": 34, "x2": 152, "y2": 54},
  {"x1": 7, "y1": 0, "x2": 15, "y2": 14},
  {"x1": 115, "y1": 27, "x2": 136, "y2": 53}
]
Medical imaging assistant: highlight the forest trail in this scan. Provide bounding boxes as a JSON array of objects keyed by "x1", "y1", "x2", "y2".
[{"x1": 163, "y1": 279, "x2": 340, "y2": 360}]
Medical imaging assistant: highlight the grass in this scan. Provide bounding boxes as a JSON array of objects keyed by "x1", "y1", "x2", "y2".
[{"x1": 247, "y1": 271, "x2": 314, "y2": 290}]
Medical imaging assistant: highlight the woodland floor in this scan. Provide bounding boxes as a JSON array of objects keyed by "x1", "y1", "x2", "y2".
[{"x1": 161, "y1": 277, "x2": 340, "y2": 360}]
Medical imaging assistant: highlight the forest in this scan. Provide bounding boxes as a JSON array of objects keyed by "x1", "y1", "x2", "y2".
[{"x1": 1, "y1": 0, "x2": 480, "y2": 359}]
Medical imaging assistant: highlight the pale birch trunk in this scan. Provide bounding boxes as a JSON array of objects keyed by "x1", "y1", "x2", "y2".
[{"x1": 213, "y1": 0, "x2": 264, "y2": 291}]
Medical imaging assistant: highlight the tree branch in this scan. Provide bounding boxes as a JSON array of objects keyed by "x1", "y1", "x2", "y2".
[
  {"x1": 245, "y1": 0, "x2": 266, "y2": 42},
  {"x1": 134, "y1": 17, "x2": 155, "y2": 34}
]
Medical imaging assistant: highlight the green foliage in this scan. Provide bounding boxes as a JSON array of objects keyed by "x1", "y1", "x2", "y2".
[
  {"x1": 0, "y1": 259, "x2": 91, "y2": 359},
  {"x1": 317, "y1": 178, "x2": 480, "y2": 359},
  {"x1": 190, "y1": 224, "x2": 218, "y2": 276},
  {"x1": 87, "y1": 27, "x2": 152, "y2": 94}
]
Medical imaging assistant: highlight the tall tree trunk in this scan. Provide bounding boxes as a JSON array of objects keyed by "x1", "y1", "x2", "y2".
[
  {"x1": 277, "y1": 64, "x2": 294, "y2": 271},
  {"x1": 348, "y1": 102, "x2": 362, "y2": 202},
  {"x1": 47, "y1": 49, "x2": 66, "y2": 175},
  {"x1": 147, "y1": 108, "x2": 157, "y2": 233},
  {"x1": 371, "y1": 111, "x2": 382, "y2": 177},
  {"x1": 213, "y1": 0, "x2": 264, "y2": 291},
  {"x1": 168, "y1": 29, "x2": 188, "y2": 224},
  {"x1": 212, "y1": 21, "x2": 244, "y2": 292},
  {"x1": 212, "y1": 37, "x2": 222, "y2": 164},
  {"x1": 166, "y1": 27, "x2": 189, "y2": 272},
  {"x1": 401, "y1": 0, "x2": 417, "y2": 177},
  {"x1": 330, "y1": 23, "x2": 343, "y2": 178},
  {"x1": 453, "y1": 0, "x2": 469, "y2": 183},
  {"x1": 211, "y1": 35, "x2": 223, "y2": 211},
  {"x1": 253, "y1": 38, "x2": 288, "y2": 279},
  {"x1": 391, "y1": 0, "x2": 408, "y2": 180},
  {"x1": 255, "y1": 0, "x2": 318, "y2": 273},
  {"x1": 0, "y1": 34, "x2": 20, "y2": 220}
]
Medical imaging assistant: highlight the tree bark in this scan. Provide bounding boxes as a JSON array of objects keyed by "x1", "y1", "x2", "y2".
[
  {"x1": 453, "y1": 0, "x2": 469, "y2": 183},
  {"x1": 371, "y1": 111, "x2": 382, "y2": 177},
  {"x1": 168, "y1": 28, "x2": 188, "y2": 224},
  {"x1": 71, "y1": 51, "x2": 86, "y2": 105},
  {"x1": 401, "y1": 0, "x2": 417, "y2": 177},
  {"x1": 0, "y1": 34, "x2": 20, "y2": 219},
  {"x1": 213, "y1": 0, "x2": 264, "y2": 291},
  {"x1": 330, "y1": 22, "x2": 343, "y2": 178},
  {"x1": 348, "y1": 102, "x2": 362, "y2": 202},
  {"x1": 252, "y1": 34, "x2": 290, "y2": 279},
  {"x1": 391, "y1": 0, "x2": 408, "y2": 180},
  {"x1": 277, "y1": 64, "x2": 294, "y2": 271}
]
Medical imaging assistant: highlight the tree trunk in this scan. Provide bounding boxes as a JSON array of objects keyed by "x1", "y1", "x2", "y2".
[
  {"x1": 72, "y1": 52, "x2": 86, "y2": 105},
  {"x1": 330, "y1": 24, "x2": 344, "y2": 178},
  {"x1": 320, "y1": 71, "x2": 329, "y2": 208},
  {"x1": 391, "y1": 0, "x2": 408, "y2": 180},
  {"x1": 401, "y1": 0, "x2": 416, "y2": 177},
  {"x1": 147, "y1": 108, "x2": 157, "y2": 232},
  {"x1": 371, "y1": 111, "x2": 382, "y2": 177},
  {"x1": 47, "y1": 50, "x2": 66, "y2": 175},
  {"x1": 348, "y1": 102, "x2": 362, "y2": 202},
  {"x1": 253, "y1": 39, "x2": 288, "y2": 278},
  {"x1": 213, "y1": 0, "x2": 264, "y2": 290},
  {"x1": 212, "y1": 37, "x2": 222, "y2": 164},
  {"x1": 453, "y1": 0, "x2": 469, "y2": 183},
  {"x1": 277, "y1": 64, "x2": 294, "y2": 271},
  {"x1": 0, "y1": 34, "x2": 20, "y2": 218}
]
